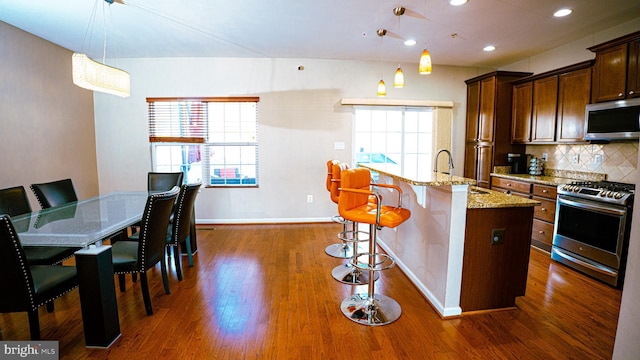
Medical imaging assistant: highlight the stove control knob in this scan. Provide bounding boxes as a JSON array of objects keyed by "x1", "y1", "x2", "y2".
[
  {"x1": 599, "y1": 190, "x2": 607, "y2": 197},
  {"x1": 606, "y1": 191, "x2": 614, "y2": 198},
  {"x1": 614, "y1": 193, "x2": 624, "y2": 199}
]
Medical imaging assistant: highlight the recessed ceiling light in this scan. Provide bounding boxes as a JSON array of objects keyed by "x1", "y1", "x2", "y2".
[
  {"x1": 404, "y1": 39, "x2": 417, "y2": 46},
  {"x1": 483, "y1": 45, "x2": 496, "y2": 52},
  {"x1": 449, "y1": 0, "x2": 468, "y2": 5},
  {"x1": 554, "y1": 8, "x2": 573, "y2": 17}
]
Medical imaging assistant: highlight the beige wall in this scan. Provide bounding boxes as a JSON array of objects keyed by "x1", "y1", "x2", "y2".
[
  {"x1": 0, "y1": 22, "x2": 99, "y2": 207},
  {"x1": 93, "y1": 57, "x2": 489, "y2": 222}
]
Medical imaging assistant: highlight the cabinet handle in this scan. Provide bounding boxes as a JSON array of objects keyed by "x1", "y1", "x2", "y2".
[
  {"x1": 539, "y1": 230, "x2": 544, "y2": 234},
  {"x1": 542, "y1": 189, "x2": 548, "y2": 193},
  {"x1": 630, "y1": 90, "x2": 636, "y2": 95},
  {"x1": 619, "y1": 92, "x2": 624, "y2": 97},
  {"x1": 507, "y1": 183, "x2": 512, "y2": 187},
  {"x1": 541, "y1": 208, "x2": 547, "y2": 212}
]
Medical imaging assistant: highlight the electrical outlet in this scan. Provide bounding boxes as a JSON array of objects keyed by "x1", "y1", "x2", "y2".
[
  {"x1": 541, "y1": 152, "x2": 548, "y2": 161},
  {"x1": 307, "y1": 195, "x2": 313, "y2": 203},
  {"x1": 571, "y1": 154, "x2": 580, "y2": 164},
  {"x1": 491, "y1": 229, "x2": 505, "y2": 245},
  {"x1": 594, "y1": 154, "x2": 603, "y2": 165}
]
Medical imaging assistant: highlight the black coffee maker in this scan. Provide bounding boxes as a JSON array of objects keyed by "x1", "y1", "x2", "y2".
[{"x1": 507, "y1": 153, "x2": 528, "y2": 174}]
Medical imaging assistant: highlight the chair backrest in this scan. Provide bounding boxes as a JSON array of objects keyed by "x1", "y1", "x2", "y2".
[
  {"x1": 148, "y1": 172, "x2": 184, "y2": 192},
  {"x1": 30, "y1": 179, "x2": 77, "y2": 209},
  {"x1": 338, "y1": 168, "x2": 372, "y2": 214},
  {"x1": 0, "y1": 186, "x2": 32, "y2": 216},
  {"x1": 326, "y1": 160, "x2": 341, "y2": 192},
  {"x1": 170, "y1": 183, "x2": 201, "y2": 245},
  {"x1": 0, "y1": 214, "x2": 35, "y2": 312},
  {"x1": 138, "y1": 187, "x2": 180, "y2": 270},
  {"x1": 329, "y1": 162, "x2": 349, "y2": 204}
]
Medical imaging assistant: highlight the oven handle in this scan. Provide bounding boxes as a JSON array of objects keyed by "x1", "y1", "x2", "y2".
[
  {"x1": 557, "y1": 196, "x2": 626, "y2": 216},
  {"x1": 552, "y1": 248, "x2": 617, "y2": 277}
]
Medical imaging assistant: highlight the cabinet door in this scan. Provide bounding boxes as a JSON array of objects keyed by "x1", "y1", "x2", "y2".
[
  {"x1": 466, "y1": 82, "x2": 480, "y2": 142},
  {"x1": 628, "y1": 39, "x2": 640, "y2": 99},
  {"x1": 511, "y1": 82, "x2": 533, "y2": 143},
  {"x1": 464, "y1": 143, "x2": 478, "y2": 180},
  {"x1": 592, "y1": 43, "x2": 628, "y2": 102},
  {"x1": 556, "y1": 67, "x2": 591, "y2": 142},
  {"x1": 476, "y1": 144, "x2": 493, "y2": 188},
  {"x1": 478, "y1": 77, "x2": 496, "y2": 142},
  {"x1": 531, "y1": 75, "x2": 558, "y2": 142}
]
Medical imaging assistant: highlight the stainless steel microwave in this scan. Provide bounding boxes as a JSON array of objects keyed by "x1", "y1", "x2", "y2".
[{"x1": 585, "y1": 97, "x2": 640, "y2": 141}]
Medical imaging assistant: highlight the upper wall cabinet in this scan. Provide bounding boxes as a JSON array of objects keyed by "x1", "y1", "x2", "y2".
[
  {"x1": 511, "y1": 61, "x2": 592, "y2": 144},
  {"x1": 589, "y1": 31, "x2": 640, "y2": 103}
]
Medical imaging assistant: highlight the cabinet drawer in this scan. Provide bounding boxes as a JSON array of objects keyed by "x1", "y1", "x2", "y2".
[
  {"x1": 532, "y1": 184, "x2": 557, "y2": 199},
  {"x1": 531, "y1": 218, "x2": 554, "y2": 247},
  {"x1": 491, "y1": 177, "x2": 532, "y2": 194},
  {"x1": 534, "y1": 197, "x2": 556, "y2": 222}
]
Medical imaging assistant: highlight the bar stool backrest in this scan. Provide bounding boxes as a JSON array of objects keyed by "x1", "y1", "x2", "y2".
[
  {"x1": 330, "y1": 162, "x2": 349, "y2": 204},
  {"x1": 326, "y1": 160, "x2": 340, "y2": 193},
  {"x1": 338, "y1": 168, "x2": 372, "y2": 215}
]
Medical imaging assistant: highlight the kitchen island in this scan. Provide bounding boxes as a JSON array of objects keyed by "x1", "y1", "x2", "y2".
[{"x1": 359, "y1": 164, "x2": 539, "y2": 317}]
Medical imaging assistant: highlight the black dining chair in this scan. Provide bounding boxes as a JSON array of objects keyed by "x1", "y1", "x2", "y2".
[
  {"x1": 148, "y1": 172, "x2": 184, "y2": 192},
  {"x1": 111, "y1": 187, "x2": 179, "y2": 316},
  {"x1": 165, "y1": 183, "x2": 201, "y2": 287},
  {"x1": 0, "y1": 214, "x2": 79, "y2": 340},
  {"x1": 0, "y1": 185, "x2": 78, "y2": 267},
  {"x1": 30, "y1": 178, "x2": 78, "y2": 209}
]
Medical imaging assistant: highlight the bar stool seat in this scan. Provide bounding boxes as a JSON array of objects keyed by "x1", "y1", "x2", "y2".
[{"x1": 337, "y1": 167, "x2": 411, "y2": 326}]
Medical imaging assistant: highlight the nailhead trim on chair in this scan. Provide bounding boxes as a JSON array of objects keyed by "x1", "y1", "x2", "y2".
[{"x1": 2, "y1": 216, "x2": 38, "y2": 312}]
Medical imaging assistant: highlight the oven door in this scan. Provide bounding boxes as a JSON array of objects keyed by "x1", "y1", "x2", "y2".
[{"x1": 552, "y1": 195, "x2": 628, "y2": 271}]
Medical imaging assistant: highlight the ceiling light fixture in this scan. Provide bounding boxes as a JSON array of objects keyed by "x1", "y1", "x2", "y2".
[
  {"x1": 72, "y1": 0, "x2": 130, "y2": 98},
  {"x1": 377, "y1": 29, "x2": 387, "y2": 97},
  {"x1": 554, "y1": 8, "x2": 573, "y2": 17},
  {"x1": 449, "y1": 0, "x2": 468, "y2": 6},
  {"x1": 483, "y1": 45, "x2": 496, "y2": 52},
  {"x1": 404, "y1": 39, "x2": 417, "y2": 46},
  {"x1": 394, "y1": 66, "x2": 405, "y2": 88}
]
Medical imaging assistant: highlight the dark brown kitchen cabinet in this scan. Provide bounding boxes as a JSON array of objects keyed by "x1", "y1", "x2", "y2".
[
  {"x1": 464, "y1": 71, "x2": 530, "y2": 188},
  {"x1": 556, "y1": 67, "x2": 591, "y2": 142},
  {"x1": 589, "y1": 31, "x2": 640, "y2": 102},
  {"x1": 531, "y1": 75, "x2": 558, "y2": 143},
  {"x1": 511, "y1": 82, "x2": 533, "y2": 143},
  {"x1": 491, "y1": 176, "x2": 558, "y2": 252},
  {"x1": 510, "y1": 61, "x2": 592, "y2": 144}
]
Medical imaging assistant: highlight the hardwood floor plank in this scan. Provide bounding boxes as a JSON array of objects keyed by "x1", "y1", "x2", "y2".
[{"x1": 0, "y1": 224, "x2": 622, "y2": 359}]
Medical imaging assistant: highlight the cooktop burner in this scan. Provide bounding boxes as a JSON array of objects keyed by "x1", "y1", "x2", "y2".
[{"x1": 559, "y1": 180, "x2": 635, "y2": 206}]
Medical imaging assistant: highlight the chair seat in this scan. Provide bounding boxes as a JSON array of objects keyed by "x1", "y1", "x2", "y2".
[
  {"x1": 30, "y1": 265, "x2": 78, "y2": 300},
  {"x1": 342, "y1": 205, "x2": 411, "y2": 228},
  {"x1": 24, "y1": 246, "x2": 77, "y2": 266},
  {"x1": 111, "y1": 241, "x2": 140, "y2": 271}
]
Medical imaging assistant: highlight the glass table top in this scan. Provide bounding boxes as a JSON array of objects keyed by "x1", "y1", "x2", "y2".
[{"x1": 13, "y1": 191, "x2": 149, "y2": 248}]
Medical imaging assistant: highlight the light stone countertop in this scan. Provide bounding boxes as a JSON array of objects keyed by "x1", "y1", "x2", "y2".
[
  {"x1": 358, "y1": 163, "x2": 476, "y2": 186},
  {"x1": 467, "y1": 186, "x2": 540, "y2": 209}
]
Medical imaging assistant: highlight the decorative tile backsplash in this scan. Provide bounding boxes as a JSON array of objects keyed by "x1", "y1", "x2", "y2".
[{"x1": 526, "y1": 142, "x2": 639, "y2": 183}]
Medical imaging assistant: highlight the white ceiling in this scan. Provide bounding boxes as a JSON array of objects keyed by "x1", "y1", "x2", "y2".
[{"x1": 1, "y1": 0, "x2": 639, "y2": 68}]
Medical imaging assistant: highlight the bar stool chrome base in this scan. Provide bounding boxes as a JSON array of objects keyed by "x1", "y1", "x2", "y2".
[
  {"x1": 331, "y1": 263, "x2": 379, "y2": 285},
  {"x1": 340, "y1": 293, "x2": 401, "y2": 326},
  {"x1": 324, "y1": 243, "x2": 353, "y2": 258}
]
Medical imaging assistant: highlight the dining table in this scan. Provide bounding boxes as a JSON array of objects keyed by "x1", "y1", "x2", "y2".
[{"x1": 12, "y1": 191, "x2": 149, "y2": 348}]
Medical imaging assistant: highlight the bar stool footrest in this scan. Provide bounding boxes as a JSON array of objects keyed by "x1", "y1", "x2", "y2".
[
  {"x1": 331, "y1": 263, "x2": 379, "y2": 285},
  {"x1": 351, "y1": 253, "x2": 395, "y2": 272},
  {"x1": 331, "y1": 215, "x2": 346, "y2": 224},
  {"x1": 337, "y1": 230, "x2": 369, "y2": 244}
]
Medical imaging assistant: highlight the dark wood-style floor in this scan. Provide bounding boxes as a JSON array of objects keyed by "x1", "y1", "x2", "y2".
[{"x1": 0, "y1": 223, "x2": 622, "y2": 359}]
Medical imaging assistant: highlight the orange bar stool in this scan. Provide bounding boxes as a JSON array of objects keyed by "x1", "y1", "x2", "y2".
[
  {"x1": 324, "y1": 160, "x2": 355, "y2": 259},
  {"x1": 329, "y1": 162, "x2": 376, "y2": 285},
  {"x1": 338, "y1": 167, "x2": 411, "y2": 326}
]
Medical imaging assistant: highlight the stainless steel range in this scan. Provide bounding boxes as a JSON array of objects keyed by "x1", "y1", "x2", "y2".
[{"x1": 552, "y1": 180, "x2": 635, "y2": 288}]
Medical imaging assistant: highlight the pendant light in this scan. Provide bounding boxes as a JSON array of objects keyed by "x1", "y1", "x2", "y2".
[
  {"x1": 419, "y1": 0, "x2": 433, "y2": 75},
  {"x1": 376, "y1": 29, "x2": 387, "y2": 97},
  {"x1": 394, "y1": 66, "x2": 405, "y2": 88},
  {"x1": 73, "y1": 0, "x2": 130, "y2": 97}
]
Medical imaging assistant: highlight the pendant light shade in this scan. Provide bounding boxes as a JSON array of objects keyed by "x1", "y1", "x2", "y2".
[
  {"x1": 418, "y1": 48, "x2": 432, "y2": 75},
  {"x1": 394, "y1": 67, "x2": 405, "y2": 88},
  {"x1": 377, "y1": 79, "x2": 387, "y2": 97},
  {"x1": 72, "y1": 53, "x2": 130, "y2": 98}
]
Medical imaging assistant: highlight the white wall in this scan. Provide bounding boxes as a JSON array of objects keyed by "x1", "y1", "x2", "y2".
[
  {"x1": 0, "y1": 21, "x2": 99, "y2": 206},
  {"x1": 93, "y1": 57, "x2": 489, "y2": 222}
]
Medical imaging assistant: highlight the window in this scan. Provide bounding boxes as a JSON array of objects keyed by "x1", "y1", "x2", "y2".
[
  {"x1": 148, "y1": 97, "x2": 259, "y2": 187},
  {"x1": 353, "y1": 106, "x2": 435, "y2": 180}
]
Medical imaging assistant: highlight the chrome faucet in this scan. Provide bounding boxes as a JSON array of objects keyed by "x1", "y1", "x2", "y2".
[{"x1": 434, "y1": 149, "x2": 454, "y2": 174}]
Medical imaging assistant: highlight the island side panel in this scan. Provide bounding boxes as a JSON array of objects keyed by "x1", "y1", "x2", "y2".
[
  {"x1": 376, "y1": 173, "x2": 468, "y2": 317},
  {"x1": 460, "y1": 206, "x2": 534, "y2": 312}
]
